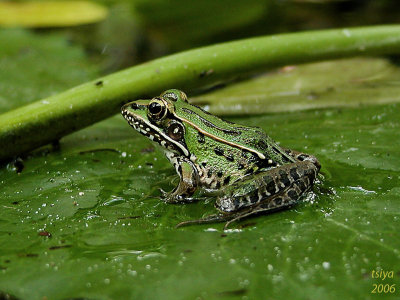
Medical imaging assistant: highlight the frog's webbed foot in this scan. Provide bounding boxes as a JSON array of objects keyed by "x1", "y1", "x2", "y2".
[
  {"x1": 160, "y1": 159, "x2": 199, "y2": 203},
  {"x1": 160, "y1": 188, "x2": 199, "y2": 204}
]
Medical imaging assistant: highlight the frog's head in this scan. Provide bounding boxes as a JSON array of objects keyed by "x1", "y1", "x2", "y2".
[{"x1": 121, "y1": 89, "x2": 190, "y2": 156}]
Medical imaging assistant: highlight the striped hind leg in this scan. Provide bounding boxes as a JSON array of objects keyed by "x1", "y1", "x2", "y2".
[{"x1": 176, "y1": 160, "x2": 319, "y2": 229}]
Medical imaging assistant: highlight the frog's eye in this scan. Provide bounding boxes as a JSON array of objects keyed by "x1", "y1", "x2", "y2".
[
  {"x1": 167, "y1": 121, "x2": 184, "y2": 141},
  {"x1": 148, "y1": 99, "x2": 167, "y2": 120}
]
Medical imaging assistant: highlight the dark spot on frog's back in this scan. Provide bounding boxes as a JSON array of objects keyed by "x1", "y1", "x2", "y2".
[
  {"x1": 223, "y1": 176, "x2": 231, "y2": 185},
  {"x1": 217, "y1": 171, "x2": 223, "y2": 178},
  {"x1": 257, "y1": 140, "x2": 269, "y2": 150},
  {"x1": 214, "y1": 147, "x2": 224, "y2": 156},
  {"x1": 225, "y1": 153, "x2": 234, "y2": 162},
  {"x1": 197, "y1": 132, "x2": 205, "y2": 143},
  {"x1": 245, "y1": 168, "x2": 254, "y2": 175}
]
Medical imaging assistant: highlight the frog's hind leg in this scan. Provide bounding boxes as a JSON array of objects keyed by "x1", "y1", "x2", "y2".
[
  {"x1": 221, "y1": 193, "x2": 296, "y2": 230},
  {"x1": 176, "y1": 160, "x2": 319, "y2": 229},
  {"x1": 215, "y1": 160, "x2": 319, "y2": 228},
  {"x1": 175, "y1": 190, "x2": 297, "y2": 230}
]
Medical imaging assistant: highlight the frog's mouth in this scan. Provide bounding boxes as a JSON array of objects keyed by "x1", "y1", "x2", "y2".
[{"x1": 121, "y1": 105, "x2": 189, "y2": 157}]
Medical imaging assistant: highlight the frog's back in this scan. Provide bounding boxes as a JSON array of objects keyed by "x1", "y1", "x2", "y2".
[{"x1": 174, "y1": 101, "x2": 292, "y2": 163}]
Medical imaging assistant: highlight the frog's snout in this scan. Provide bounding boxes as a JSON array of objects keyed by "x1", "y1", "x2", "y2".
[
  {"x1": 121, "y1": 100, "x2": 149, "y2": 114},
  {"x1": 121, "y1": 102, "x2": 138, "y2": 113}
]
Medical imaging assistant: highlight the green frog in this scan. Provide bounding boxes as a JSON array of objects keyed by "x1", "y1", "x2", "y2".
[{"x1": 121, "y1": 89, "x2": 320, "y2": 228}]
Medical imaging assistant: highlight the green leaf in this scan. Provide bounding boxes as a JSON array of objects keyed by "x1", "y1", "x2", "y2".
[
  {"x1": 0, "y1": 103, "x2": 399, "y2": 299},
  {"x1": 0, "y1": 27, "x2": 399, "y2": 300},
  {"x1": 0, "y1": 29, "x2": 98, "y2": 112},
  {"x1": 191, "y1": 57, "x2": 400, "y2": 115}
]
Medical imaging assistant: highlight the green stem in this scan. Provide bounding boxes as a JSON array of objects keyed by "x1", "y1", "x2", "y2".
[{"x1": 1, "y1": 25, "x2": 400, "y2": 161}]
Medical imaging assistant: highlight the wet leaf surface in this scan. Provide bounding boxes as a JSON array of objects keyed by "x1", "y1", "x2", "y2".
[
  {"x1": 0, "y1": 29, "x2": 399, "y2": 300},
  {"x1": 0, "y1": 29, "x2": 98, "y2": 112},
  {"x1": 191, "y1": 57, "x2": 400, "y2": 115},
  {"x1": 0, "y1": 102, "x2": 399, "y2": 299}
]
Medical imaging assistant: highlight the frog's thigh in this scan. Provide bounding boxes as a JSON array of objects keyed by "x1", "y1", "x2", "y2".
[
  {"x1": 164, "y1": 159, "x2": 199, "y2": 203},
  {"x1": 216, "y1": 160, "x2": 318, "y2": 213}
]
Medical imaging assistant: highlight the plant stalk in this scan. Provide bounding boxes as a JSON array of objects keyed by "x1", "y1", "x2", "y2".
[{"x1": 1, "y1": 25, "x2": 400, "y2": 161}]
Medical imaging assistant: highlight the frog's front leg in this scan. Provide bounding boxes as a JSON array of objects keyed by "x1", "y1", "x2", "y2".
[
  {"x1": 162, "y1": 157, "x2": 199, "y2": 203},
  {"x1": 177, "y1": 159, "x2": 319, "y2": 228}
]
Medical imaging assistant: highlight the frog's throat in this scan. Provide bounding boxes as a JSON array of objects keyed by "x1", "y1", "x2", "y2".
[
  {"x1": 178, "y1": 117, "x2": 266, "y2": 160},
  {"x1": 122, "y1": 112, "x2": 189, "y2": 157}
]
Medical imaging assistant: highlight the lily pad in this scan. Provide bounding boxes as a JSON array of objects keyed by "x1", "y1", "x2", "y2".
[
  {"x1": 191, "y1": 57, "x2": 400, "y2": 115},
  {"x1": 0, "y1": 29, "x2": 399, "y2": 300},
  {"x1": 0, "y1": 29, "x2": 98, "y2": 112},
  {"x1": 0, "y1": 99, "x2": 399, "y2": 299}
]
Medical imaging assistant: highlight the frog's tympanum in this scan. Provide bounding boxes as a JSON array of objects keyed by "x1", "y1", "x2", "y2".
[{"x1": 121, "y1": 89, "x2": 321, "y2": 228}]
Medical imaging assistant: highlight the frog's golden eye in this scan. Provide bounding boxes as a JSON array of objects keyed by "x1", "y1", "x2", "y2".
[
  {"x1": 148, "y1": 98, "x2": 167, "y2": 120},
  {"x1": 167, "y1": 121, "x2": 184, "y2": 141}
]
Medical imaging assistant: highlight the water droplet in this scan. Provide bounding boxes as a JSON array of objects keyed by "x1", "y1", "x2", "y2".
[{"x1": 322, "y1": 262, "x2": 330, "y2": 270}]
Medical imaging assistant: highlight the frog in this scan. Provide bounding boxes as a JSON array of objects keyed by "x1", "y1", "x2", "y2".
[{"x1": 121, "y1": 89, "x2": 321, "y2": 228}]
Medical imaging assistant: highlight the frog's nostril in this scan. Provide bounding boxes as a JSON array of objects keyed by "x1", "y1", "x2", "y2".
[{"x1": 122, "y1": 102, "x2": 139, "y2": 111}]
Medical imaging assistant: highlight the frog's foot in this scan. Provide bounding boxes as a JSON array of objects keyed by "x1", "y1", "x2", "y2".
[
  {"x1": 160, "y1": 159, "x2": 199, "y2": 203},
  {"x1": 175, "y1": 213, "x2": 233, "y2": 228},
  {"x1": 212, "y1": 160, "x2": 319, "y2": 228},
  {"x1": 160, "y1": 188, "x2": 197, "y2": 203}
]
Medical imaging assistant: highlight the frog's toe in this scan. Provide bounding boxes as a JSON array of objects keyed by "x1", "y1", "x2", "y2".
[{"x1": 159, "y1": 188, "x2": 167, "y2": 197}]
